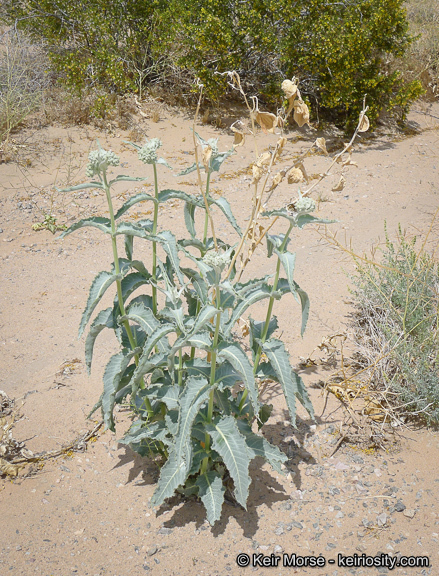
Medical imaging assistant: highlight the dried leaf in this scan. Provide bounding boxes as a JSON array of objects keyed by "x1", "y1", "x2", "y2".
[
  {"x1": 315, "y1": 137, "x2": 328, "y2": 155},
  {"x1": 342, "y1": 153, "x2": 358, "y2": 167},
  {"x1": 287, "y1": 167, "x2": 304, "y2": 184},
  {"x1": 293, "y1": 100, "x2": 310, "y2": 127},
  {"x1": 332, "y1": 175, "x2": 346, "y2": 192},
  {"x1": 254, "y1": 111, "x2": 278, "y2": 134},
  {"x1": 358, "y1": 112, "x2": 370, "y2": 132}
]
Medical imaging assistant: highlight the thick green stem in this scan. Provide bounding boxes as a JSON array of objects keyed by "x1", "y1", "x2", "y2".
[
  {"x1": 252, "y1": 223, "x2": 294, "y2": 373},
  {"x1": 103, "y1": 171, "x2": 153, "y2": 418},
  {"x1": 201, "y1": 288, "x2": 221, "y2": 474},
  {"x1": 152, "y1": 163, "x2": 159, "y2": 315},
  {"x1": 202, "y1": 171, "x2": 212, "y2": 246}
]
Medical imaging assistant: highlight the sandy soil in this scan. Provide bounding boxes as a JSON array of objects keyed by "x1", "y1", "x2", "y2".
[{"x1": 1, "y1": 100, "x2": 439, "y2": 576}]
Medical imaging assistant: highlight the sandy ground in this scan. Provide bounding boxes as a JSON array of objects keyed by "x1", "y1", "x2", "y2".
[{"x1": 1, "y1": 100, "x2": 439, "y2": 576}]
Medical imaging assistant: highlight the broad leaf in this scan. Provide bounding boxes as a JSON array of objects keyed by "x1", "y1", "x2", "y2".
[
  {"x1": 116, "y1": 221, "x2": 154, "y2": 239},
  {"x1": 174, "y1": 376, "x2": 211, "y2": 466},
  {"x1": 149, "y1": 230, "x2": 184, "y2": 285},
  {"x1": 249, "y1": 316, "x2": 278, "y2": 355},
  {"x1": 260, "y1": 338, "x2": 314, "y2": 425},
  {"x1": 217, "y1": 342, "x2": 259, "y2": 413},
  {"x1": 59, "y1": 217, "x2": 111, "y2": 239},
  {"x1": 102, "y1": 351, "x2": 133, "y2": 431},
  {"x1": 275, "y1": 250, "x2": 296, "y2": 295},
  {"x1": 196, "y1": 472, "x2": 225, "y2": 525},
  {"x1": 223, "y1": 283, "x2": 274, "y2": 337},
  {"x1": 109, "y1": 174, "x2": 146, "y2": 187},
  {"x1": 237, "y1": 420, "x2": 287, "y2": 474},
  {"x1": 211, "y1": 196, "x2": 241, "y2": 235},
  {"x1": 85, "y1": 307, "x2": 114, "y2": 374},
  {"x1": 206, "y1": 416, "x2": 251, "y2": 508},
  {"x1": 78, "y1": 270, "x2": 118, "y2": 338},
  {"x1": 114, "y1": 192, "x2": 155, "y2": 220},
  {"x1": 184, "y1": 202, "x2": 196, "y2": 238},
  {"x1": 266, "y1": 234, "x2": 290, "y2": 257},
  {"x1": 276, "y1": 278, "x2": 310, "y2": 336},
  {"x1": 151, "y1": 449, "x2": 188, "y2": 508}
]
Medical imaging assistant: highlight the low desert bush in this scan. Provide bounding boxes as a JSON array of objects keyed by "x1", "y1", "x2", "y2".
[{"x1": 350, "y1": 223, "x2": 439, "y2": 425}]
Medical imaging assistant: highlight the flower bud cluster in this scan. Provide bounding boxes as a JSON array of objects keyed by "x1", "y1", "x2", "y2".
[
  {"x1": 295, "y1": 196, "x2": 316, "y2": 214},
  {"x1": 86, "y1": 148, "x2": 120, "y2": 178},
  {"x1": 137, "y1": 138, "x2": 162, "y2": 164}
]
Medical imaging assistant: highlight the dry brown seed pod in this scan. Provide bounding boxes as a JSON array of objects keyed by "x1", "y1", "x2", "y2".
[
  {"x1": 256, "y1": 152, "x2": 272, "y2": 167},
  {"x1": 293, "y1": 101, "x2": 310, "y2": 127},
  {"x1": 252, "y1": 164, "x2": 264, "y2": 183},
  {"x1": 281, "y1": 79, "x2": 298, "y2": 99},
  {"x1": 271, "y1": 172, "x2": 284, "y2": 188},
  {"x1": 315, "y1": 137, "x2": 328, "y2": 155},
  {"x1": 232, "y1": 131, "x2": 245, "y2": 147},
  {"x1": 202, "y1": 145, "x2": 212, "y2": 170},
  {"x1": 358, "y1": 111, "x2": 370, "y2": 132},
  {"x1": 287, "y1": 167, "x2": 304, "y2": 184},
  {"x1": 332, "y1": 175, "x2": 346, "y2": 192},
  {"x1": 254, "y1": 111, "x2": 278, "y2": 134}
]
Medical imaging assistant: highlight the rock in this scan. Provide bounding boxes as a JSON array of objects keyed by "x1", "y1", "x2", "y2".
[
  {"x1": 158, "y1": 527, "x2": 172, "y2": 535},
  {"x1": 403, "y1": 509, "x2": 416, "y2": 519},
  {"x1": 289, "y1": 521, "x2": 303, "y2": 530},
  {"x1": 147, "y1": 545, "x2": 158, "y2": 556},
  {"x1": 273, "y1": 545, "x2": 283, "y2": 554},
  {"x1": 376, "y1": 513, "x2": 388, "y2": 527},
  {"x1": 394, "y1": 501, "x2": 406, "y2": 513}
]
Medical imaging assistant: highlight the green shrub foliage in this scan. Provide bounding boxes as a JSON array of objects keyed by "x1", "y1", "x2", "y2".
[{"x1": 2, "y1": 0, "x2": 422, "y2": 125}]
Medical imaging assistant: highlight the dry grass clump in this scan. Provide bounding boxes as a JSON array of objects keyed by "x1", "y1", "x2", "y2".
[
  {"x1": 347, "y1": 221, "x2": 439, "y2": 426},
  {"x1": 0, "y1": 29, "x2": 50, "y2": 144},
  {"x1": 399, "y1": 0, "x2": 439, "y2": 99}
]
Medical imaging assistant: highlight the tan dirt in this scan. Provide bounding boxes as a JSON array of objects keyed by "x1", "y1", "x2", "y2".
[{"x1": 1, "y1": 101, "x2": 439, "y2": 576}]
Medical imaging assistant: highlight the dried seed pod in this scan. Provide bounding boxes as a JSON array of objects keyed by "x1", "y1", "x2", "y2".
[
  {"x1": 358, "y1": 111, "x2": 370, "y2": 132},
  {"x1": 254, "y1": 111, "x2": 278, "y2": 133},
  {"x1": 315, "y1": 137, "x2": 328, "y2": 155},
  {"x1": 293, "y1": 100, "x2": 310, "y2": 127},
  {"x1": 252, "y1": 164, "x2": 264, "y2": 183},
  {"x1": 256, "y1": 152, "x2": 272, "y2": 166},
  {"x1": 202, "y1": 145, "x2": 212, "y2": 170},
  {"x1": 287, "y1": 167, "x2": 304, "y2": 184},
  {"x1": 271, "y1": 172, "x2": 284, "y2": 188},
  {"x1": 332, "y1": 175, "x2": 346, "y2": 192},
  {"x1": 232, "y1": 130, "x2": 245, "y2": 147},
  {"x1": 282, "y1": 79, "x2": 298, "y2": 99}
]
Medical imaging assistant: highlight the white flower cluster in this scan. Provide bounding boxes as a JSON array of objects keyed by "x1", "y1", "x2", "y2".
[
  {"x1": 86, "y1": 148, "x2": 120, "y2": 178},
  {"x1": 203, "y1": 250, "x2": 231, "y2": 270},
  {"x1": 295, "y1": 196, "x2": 316, "y2": 214},
  {"x1": 137, "y1": 138, "x2": 162, "y2": 164}
]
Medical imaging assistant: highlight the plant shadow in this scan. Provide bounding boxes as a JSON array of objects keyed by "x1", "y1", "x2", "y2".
[{"x1": 112, "y1": 411, "x2": 319, "y2": 539}]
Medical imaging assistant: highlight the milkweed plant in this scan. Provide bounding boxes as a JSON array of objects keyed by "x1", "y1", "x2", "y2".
[{"x1": 59, "y1": 74, "x2": 369, "y2": 524}]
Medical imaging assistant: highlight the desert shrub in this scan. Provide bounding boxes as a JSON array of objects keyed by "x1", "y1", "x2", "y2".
[
  {"x1": 0, "y1": 0, "x2": 169, "y2": 94},
  {"x1": 172, "y1": 0, "x2": 423, "y2": 127},
  {"x1": 1, "y1": 0, "x2": 423, "y2": 128},
  {"x1": 0, "y1": 29, "x2": 50, "y2": 142},
  {"x1": 351, "y1": 224, "x2": 439, "y2": 425}
]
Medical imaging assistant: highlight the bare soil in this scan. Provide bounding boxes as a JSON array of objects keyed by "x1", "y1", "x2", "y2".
[{"x1": 1, "y1": 101, "x2": 439, "y2": 576}]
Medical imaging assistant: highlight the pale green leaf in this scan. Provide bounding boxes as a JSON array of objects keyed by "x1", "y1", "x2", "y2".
[
  {"x1": 196, "y1": 472, "x2": 225, "y2": 525},
  {"x1": 206, "y1": 416, "x2": 251, "y2": 508}
]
